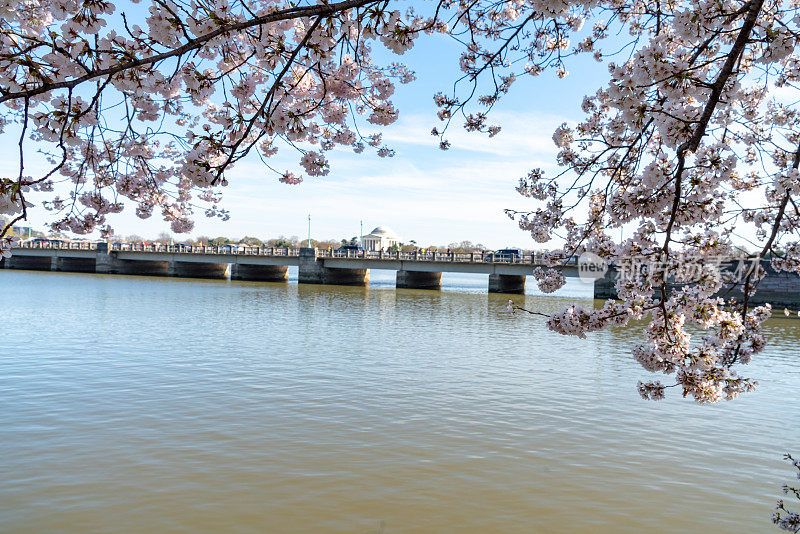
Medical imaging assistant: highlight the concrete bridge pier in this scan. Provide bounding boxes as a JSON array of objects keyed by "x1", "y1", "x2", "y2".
[
  {"x1": 96, "y1": 243, "x2": 170, "y2": 276},
  {"x1": 323, "y1": 266, "x2": 370, "y2": 285},
  {"x1": 3, "y1": 254, "x2": 51, "y2": 271},
  {"x1": 230, "y1": 264, "x2": 288, "y2": 282},
  {"x1": 52, "y1": 256, "x2": 95, "y2": 273},
  {"x1": 718, "y1": 261, "x2": 800, "y2": 308},
  {"x1": 168, "y1": 261, "x2": 230, "y2": 279},
  {"x1": 298, "y1": 248, "x2": 324, "y2": 284},
  {"x1": 298, "y1": 247, "x2": 369, "y2": 286},
  {"x1": 118, "y1": 260, "x2": 170, "y2": 276},
  {"x1": 593, "y1": 265, "x2": 619, "y2": 300},
  {"x1": 95, "y1": 242, "x2": 120, "y2": 274},
  {"x1": 396, "y1": 270, "x2": 442, "y2": 290},
  {"x1": 488, "y1": 274, "x2": 526, "y2": 294}
]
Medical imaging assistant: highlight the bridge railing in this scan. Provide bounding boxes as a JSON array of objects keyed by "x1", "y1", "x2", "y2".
[
  {"x1": 11, "y1": 240, "x2": 581, "y2": 266},
  {"x1": 110, "y1": 243, "x2": 301, "y2": 256},
  {"x1": 322, "y1": 249, "x2": 581, "y2": 265},
  {"x1": 323, "y1": 249, "x2": 550, "y2": 264},
  {"x1": 13, "y1": 240, "x2": 97, "y2": 250}
]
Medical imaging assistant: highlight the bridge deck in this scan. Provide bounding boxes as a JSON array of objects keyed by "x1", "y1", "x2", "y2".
[{"x1": 11, "y1": 242, "x2": 576, "y2": 270}]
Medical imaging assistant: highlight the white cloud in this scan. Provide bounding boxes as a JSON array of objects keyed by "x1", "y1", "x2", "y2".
[{"x1": 381, "y1": 110, "x2": 564, "y2": 158}]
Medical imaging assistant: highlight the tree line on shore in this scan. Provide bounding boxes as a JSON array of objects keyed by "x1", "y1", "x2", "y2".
[
  {"x1": 122, "y1": 232, "x2": 502, "y2": 253},
  {"x1": 0, "y1": 218, "x2": 510, "y2": 253}
]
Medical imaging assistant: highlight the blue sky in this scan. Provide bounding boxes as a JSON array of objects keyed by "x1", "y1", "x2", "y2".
[{"x1": 8, "y1": 24, "x2": 610, "y2": 248}]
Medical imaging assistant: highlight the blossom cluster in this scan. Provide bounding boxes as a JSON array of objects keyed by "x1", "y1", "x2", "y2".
[
  {"x1": 1, "y1": 0, "x2": 434, "y2": 240},
  {"x1": 475, "y1": 0, "x2": 800, "y2": 402},
  {"x1": 773, "y1": 454, "x2": 800, "y2": 532},
  {"x1": 0, "y1": 234, "x2": 19, "y2": 258},
  {"x1": 532, "y1": 267, "x2": 566, "y2": 293}
]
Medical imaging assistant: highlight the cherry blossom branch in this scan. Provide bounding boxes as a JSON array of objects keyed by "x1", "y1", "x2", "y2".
[{"x1": 0, "y1": 0, "x2": 380, "y2": 105}]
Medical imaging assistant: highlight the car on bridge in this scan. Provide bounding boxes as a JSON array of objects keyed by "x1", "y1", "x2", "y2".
[
  {"x1": 336, "y1": 245, "x2": 363, "y2": 256},
  {"x1": 27, "y1": 237, "x2": 66, "y2": 248},
  {"x1": 490, "y1": 248, "x2": 523, "y2": 261},
  {"x1": 218, "y1": 244, "x2": 246, "y2": 254}
]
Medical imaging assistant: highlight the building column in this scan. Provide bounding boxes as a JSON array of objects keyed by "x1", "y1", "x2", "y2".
[{"x1": 488, "y1": 274, "x2": 526, "y2": 294}]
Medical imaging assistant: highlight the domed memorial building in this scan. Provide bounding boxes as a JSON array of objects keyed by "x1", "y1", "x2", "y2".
[{"x1": 361, "y1": 226, "x2": 401, "y2": 252}]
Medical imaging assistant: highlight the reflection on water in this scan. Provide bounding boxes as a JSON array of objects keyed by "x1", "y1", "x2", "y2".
[{"x1": 1, "y1": 270, "x2": 798, "y2": 533}]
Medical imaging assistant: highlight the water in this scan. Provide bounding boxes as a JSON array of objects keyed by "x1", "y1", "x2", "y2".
[{"x1": 1, "y1": 269, "x2": 798, "y2": 533}]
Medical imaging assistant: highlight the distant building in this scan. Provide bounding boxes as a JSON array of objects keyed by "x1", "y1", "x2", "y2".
[
  {"x1": 361, "y1": 226, "x2": 401, "y2": 252},
  {"x1": 12, "y1": 225, "x2": 32, "y2": 238}
]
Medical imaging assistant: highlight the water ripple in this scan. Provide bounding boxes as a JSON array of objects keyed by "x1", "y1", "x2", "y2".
[{"x1": 1, "y1": 270, "x2": 798, "y2": 533}]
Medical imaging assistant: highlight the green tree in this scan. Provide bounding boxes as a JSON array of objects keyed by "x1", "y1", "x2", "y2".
[
  {"x1": 266, "y1": 237, "x2": 294, "y2": 248},
  {"x1": 210, "y1": 236, "x2": 232, "y2": 246},
  {"x1": 239, "y1": 236, "x2": 264, "y2": 246}
]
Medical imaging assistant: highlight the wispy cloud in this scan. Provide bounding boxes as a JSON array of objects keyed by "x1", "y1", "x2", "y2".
[{"x1": 381, "y1": 110, "x2": 564, "y2": 158}]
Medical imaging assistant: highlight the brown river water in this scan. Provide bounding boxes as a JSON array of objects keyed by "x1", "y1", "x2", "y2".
[{"x1": 1, "y1": 269, "x2": 798, "y2": 533}]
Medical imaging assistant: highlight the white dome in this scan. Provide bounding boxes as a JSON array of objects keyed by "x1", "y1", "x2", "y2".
[{"x1": 368, "y1": 226, "x2": 398, "y2": 238}]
